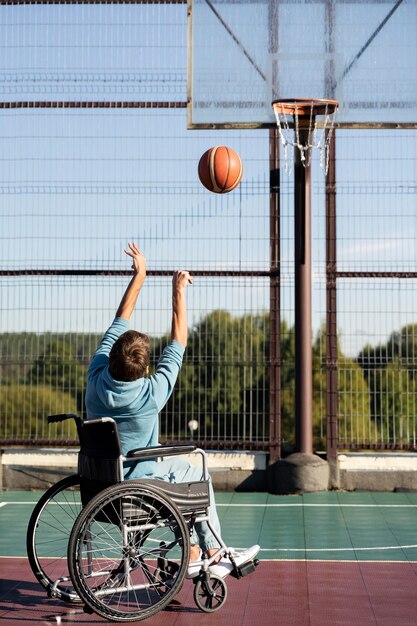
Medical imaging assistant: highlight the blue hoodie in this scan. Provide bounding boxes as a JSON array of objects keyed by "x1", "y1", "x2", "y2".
[{"x1": 85, "y1": 317, "x2": 185, "y2": 478}]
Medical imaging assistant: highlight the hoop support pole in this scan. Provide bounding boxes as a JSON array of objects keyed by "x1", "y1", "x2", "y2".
[{"x1": 294, "y1": 126, "x2": 313, "y2": 454}]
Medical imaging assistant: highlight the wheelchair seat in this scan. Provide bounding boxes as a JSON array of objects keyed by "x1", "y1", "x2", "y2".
[{"x1": 136, "y1": 478, "x2": 210, "y2": 518}]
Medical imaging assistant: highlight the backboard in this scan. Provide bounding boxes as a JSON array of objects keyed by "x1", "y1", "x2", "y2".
[{"x1": 187, "y1": 0, "x2": 417, "y2": 128}]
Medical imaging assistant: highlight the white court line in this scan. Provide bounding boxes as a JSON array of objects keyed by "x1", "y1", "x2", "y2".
[
  {"x1": 0, "y1": 503, "x2": 7, "y2": 508},
  {"x1": 0, "y1": 554, "x2": 415, "y2": 564},
  {"x1": 259, "y1": 545, "x2": 417, "y2": 552},
  {"x1": 219, "y1": 503, "x2": 417, "y2": 508}
]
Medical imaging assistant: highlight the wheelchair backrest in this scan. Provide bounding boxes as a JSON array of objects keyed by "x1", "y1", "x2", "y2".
[{"x1": 78, "y1": 417, "x2": 124, "y2": 506}]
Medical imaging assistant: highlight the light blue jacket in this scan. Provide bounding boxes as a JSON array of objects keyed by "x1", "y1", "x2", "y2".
[{"x1": 85, "y1": 317, "x2": 185, "y2": 478}]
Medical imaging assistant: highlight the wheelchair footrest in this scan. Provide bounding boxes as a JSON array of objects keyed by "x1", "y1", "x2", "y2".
[{"x1": 230, "y1": 558, "x2": 260, "y2": 580}]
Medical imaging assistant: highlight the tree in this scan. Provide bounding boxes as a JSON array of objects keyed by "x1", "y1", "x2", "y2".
[
  {"x1": 162, "y1": 311, "x2": 246, "y2": 439},
  {"x1": 158, "y1": 310, "x2": 269, "y2": 441},
  {"x1": 357, "y1": 324, "x2": 417, "y2": 446},
  {"x1": 277, "y1": 320, "x2": 296, "y2": 447},
  {"x1": 0, "y1": 333, "x2": 43, "y2": 384},
  {"x1": 29, "y1": 339, "x2": 87, "y2": 416},
  {"x1": 158, "y1": 312, "x2": 374, "y2": 451},
  {"x1": 388, "y1": 324, "x2": 417, "y2": 381},
  {"x1": 0, "y1": 384, "x2": 78, "y2": 440},
  {"x1": 312, "y1": 325, "x2": 372, "y2": 449},
  {"x1": 365, "y1": 361, "x2": 417, "y2": 446}
]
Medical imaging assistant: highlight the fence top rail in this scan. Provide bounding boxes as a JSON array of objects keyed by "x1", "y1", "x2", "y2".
[
  {"x1": 0, "y1": 0, "x2": 187, "y2": 5},
  {"x1": 0, "y1": 439, "x2": 270, "y2": 450},
  {"x1": 0, "y1": 269, "x2": 273, "y2": 277}
]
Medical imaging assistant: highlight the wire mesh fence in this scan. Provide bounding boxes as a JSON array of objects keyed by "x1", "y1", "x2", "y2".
[
  {"x1": 332, "y1": 130, "x2": 417, "y2": 450},
  {"x1": 336, "y1": 278, "x2": 417, "y2": 449},
  {"x1": 0, "y1": 274, "x2": 270, "y2": 446},
  {"x1": 0, "y1": 0, "x2": 416, "y2": 453}
]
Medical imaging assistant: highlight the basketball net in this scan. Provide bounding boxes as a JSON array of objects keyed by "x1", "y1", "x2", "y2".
[{"x1": 272, "y1": 100, "x2": 338, "y2": 175}]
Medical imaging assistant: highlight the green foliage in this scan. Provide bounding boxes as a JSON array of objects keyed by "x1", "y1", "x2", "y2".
[
  {"x1": 363, "y1": 361, "x2": 417, "y2": 445},
  {"x1": 1, "y1": 320, "x2": 416, "y2": 450},
  {"x1": 356, "y1": 324, "x2": 417, "y2": 445},
  {"x1": 0, "y1": 384, "x2": 78, "y2": 440},
  {"x1": 312, "y1": 325, "x2": 372, "y2": 448},
  {"x1": 29, "y1": 339, "x2": 87, "y2": 391},
  {"x1": 0, "y1": 333, "x2": 100, "y2": 424},
  {"x1": 160, "y1": 310, "x2": 269, "y2": 440},
  {"x1": 278, "y1": 320, "x2": 296, "y2": 446}
]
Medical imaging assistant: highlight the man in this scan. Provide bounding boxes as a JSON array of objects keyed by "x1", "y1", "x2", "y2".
[{"x1": 86, "y1": 243, "x2": 259, "y2": 578}]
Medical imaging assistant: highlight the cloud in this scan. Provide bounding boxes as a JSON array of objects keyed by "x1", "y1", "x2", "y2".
[{"x1": 341, "y1": 239, "x2": 403, "y2": 258}]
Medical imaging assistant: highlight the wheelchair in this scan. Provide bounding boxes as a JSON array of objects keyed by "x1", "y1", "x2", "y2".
[{"x1": 27, "y1": 414, "x2": 259, "y2": 622}]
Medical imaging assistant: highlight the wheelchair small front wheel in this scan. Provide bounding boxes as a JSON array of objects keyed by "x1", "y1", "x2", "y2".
[{"x1": 193, "y1": 574, "x2": 228, "y2": 612}]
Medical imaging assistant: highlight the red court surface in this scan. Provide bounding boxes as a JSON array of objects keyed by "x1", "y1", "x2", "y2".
[{"x1": 1, "y1": 557, "x2": 417, "y2": 625}]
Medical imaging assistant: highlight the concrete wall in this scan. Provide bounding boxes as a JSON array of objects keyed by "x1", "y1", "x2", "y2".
[
  {"x1": 338, "y1": 452, "x2": 417, "y2": 492},
  {"x1": 1, "y1": 448, "x2": 416, "y2": 492},
  {"x1": 0, "y1": 448, "x2": 268, "y2": 492}
]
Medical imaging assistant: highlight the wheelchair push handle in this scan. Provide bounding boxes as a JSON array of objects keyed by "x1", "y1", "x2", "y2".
[{"x1": 48, "y1": 413, "x2": 80, "y2": 424}]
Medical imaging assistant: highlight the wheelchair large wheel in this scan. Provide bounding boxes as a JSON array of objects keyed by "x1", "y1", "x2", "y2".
[
  {"x1": 26, "y1": 474, "x2": 82, "y2": 603},
  {"x1": 68, "y1": 481, "x2": 190, "y2": 622}
]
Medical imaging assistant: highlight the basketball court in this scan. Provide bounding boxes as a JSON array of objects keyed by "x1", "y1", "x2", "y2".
[{"x1": 1, "y1": 490, "x2": 417, "y2": 625}]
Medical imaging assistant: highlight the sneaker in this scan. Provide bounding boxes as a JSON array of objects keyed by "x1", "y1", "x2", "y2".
[
  {"x1": 186, "y1": 548, "x2": 203, "y2": 579},
  {"x1": 209, "y1": 545, "x2": 260, "y2": 579}
]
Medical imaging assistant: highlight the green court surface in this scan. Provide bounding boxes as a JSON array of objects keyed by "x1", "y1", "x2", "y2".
[{"x1": 2, "y1": 489, "x2": 417, "y2": 563}]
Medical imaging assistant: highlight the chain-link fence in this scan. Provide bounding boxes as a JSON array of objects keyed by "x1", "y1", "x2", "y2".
[{"x1": 1, "y1": 1, "x2": 416, "y2": 454}]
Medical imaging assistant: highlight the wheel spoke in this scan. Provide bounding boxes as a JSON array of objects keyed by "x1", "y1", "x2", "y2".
[
  {"x1": 27, "y1": 475, "x2": 82, "y2": 603},
  {"x1": 69, "y1": 484, "x2": 189, "y2": 621}
]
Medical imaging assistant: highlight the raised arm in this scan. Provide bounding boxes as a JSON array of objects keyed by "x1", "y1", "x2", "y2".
[
  {"x1": 171, "y1": 270, "x2": 192, "y2": 347},
  {"x1": 115, "y1": 243, "x2": 147, "y2": 320}
]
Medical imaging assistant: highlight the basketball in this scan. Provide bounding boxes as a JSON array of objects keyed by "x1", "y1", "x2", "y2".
[{"x1": 198, "y1": 146, "x2": 243, "y2": 193}]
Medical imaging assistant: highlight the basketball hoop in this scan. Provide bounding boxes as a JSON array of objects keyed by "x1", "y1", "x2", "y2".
[{"x1": 272, "y1": 99, "x2": 339, "y2": 174}]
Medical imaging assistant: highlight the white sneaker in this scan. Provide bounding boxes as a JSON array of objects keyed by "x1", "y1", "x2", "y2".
[{"x1": 209, "y1": 545, "x2": 260, "y2": 579}]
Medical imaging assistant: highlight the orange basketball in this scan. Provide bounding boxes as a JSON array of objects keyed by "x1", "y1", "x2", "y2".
[{"x1": 198, "y1": 146, "x2": 243, "y2": 193}]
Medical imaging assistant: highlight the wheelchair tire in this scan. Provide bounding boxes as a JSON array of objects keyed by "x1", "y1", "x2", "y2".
[
  {"x1": 68, "y1": 481, "x2": 190, "y2": 622},
  {"x1": 26, "y1": 474, "x2": 83, "y2": 603},
  {"x1": 193, "y1": 574, "x2": 228, "y2": 612}
]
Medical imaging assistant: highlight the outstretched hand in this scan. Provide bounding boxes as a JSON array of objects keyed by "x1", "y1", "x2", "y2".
[
  {"x1": 172, "y1": 270, "x2": 193, "y2": 293},
  {"x1": 124, "y1": 243, "x2": 146, "y2": 278}
]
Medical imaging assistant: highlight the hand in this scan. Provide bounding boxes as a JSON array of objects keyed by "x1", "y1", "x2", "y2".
[
  {"x1": 124, "y1": 243, "x2": 146, "y2": 278},
  {"x1": 172, "y1": 270, "x2": 193, "y2": 293}
]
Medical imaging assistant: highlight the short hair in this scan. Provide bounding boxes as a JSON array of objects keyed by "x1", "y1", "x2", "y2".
[{"x1": 109, "y1": 330, "x2": 150, "y2": 382}]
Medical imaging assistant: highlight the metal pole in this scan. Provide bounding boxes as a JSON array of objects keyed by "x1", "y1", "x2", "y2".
[
  {"x1": 268, "y1": 0, "x2": 280, "y2": 463},
  {"x1": 326, "y1": 131, "x2": 338, "y2": 459},
  {"x1": 269, "y1": 127, "x2": 281, "y2": 463},
  {"x1": 294, "y1": 125, "x2": 313, "y2": 454}
]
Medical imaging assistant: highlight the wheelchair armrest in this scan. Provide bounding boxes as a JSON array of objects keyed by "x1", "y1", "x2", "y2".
[{"x1": 126, "y1": 444, "x2": 198, "y2": 460}]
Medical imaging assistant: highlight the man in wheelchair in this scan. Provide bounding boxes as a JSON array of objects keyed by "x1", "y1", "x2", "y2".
[{"x1": 85, "y1": 242, "x2": 259, "y2": 581}]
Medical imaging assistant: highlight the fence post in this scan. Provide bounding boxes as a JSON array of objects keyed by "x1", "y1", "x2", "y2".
[
  {"x1": 326, "y1": 131, "x2": 339, "y2": 481},
  {"x1": 269, "y1": 127, "x2": 281, "y2": 463}
]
